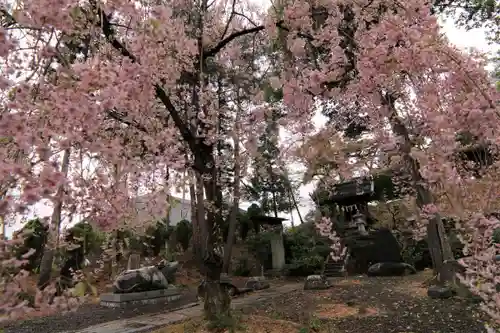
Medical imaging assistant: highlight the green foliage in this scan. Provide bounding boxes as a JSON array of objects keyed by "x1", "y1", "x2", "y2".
[
  {"x1": 238, "y1": 204, "x2": 261, "y2": 239},
  {"x1": 145, "y1": 219, "x2": 173, "y2": 256},
  {"x1": 308, "y1": 315, "x2": 323, "y2": 331},
  {"x1": 493, "y1": 50, "x2": 500, "y2": 90},
  {"x1": 456, "y1": 130, "x2": 479, "y2": 146},
  {"x1": 232, "y1": 258, "x2": 252, "y2": 277},
  {"x1": 246, "y1": 108, "x2": 297, "y2": 217},
  {"x1": 175, "y1": 219, "x2": 192, "y2": 251},
  {"x1": 206, "y1": 311, "x2": 244, "y2": 333},
  {"x1": 245, "y1": 222, "x2": 331, "y2": 276},
  {"x1": 283, "y1": 223, "x2": 331, "y2": 276},
  {"x1": 69, "y1": 222, "x2": 104, "y2": 255},
  {"x1": 237, "y1": 210, "x2": 252, "y2": 240},
  {"x1": 245, "y1": 231, "x2": 274, "y2": 270},
  {"x1": 372, "y1": 173, "x2": 397, "y2": 201},
  {"x1": 285, "y1": 254, "x2": 324, "y2": 276},
  {"x1": 246, "y1": 203, "x2": 263, "y2": 217},
  {"x1": 17, "y1": 291, "x2": 35, "y2": 308},
  {"x1": 401, "y1": 241, "x2": 425, "y2": 268},
  {"x1": 493, "y1": 228, "x2": 500, "y2": 243},
  {"x1": 113, "y1": 219, "x2": 175, "y2": 257},
  {"x1": 261, "y1": 80, "x2": 283, "y2": 103},
  {"x1": 72, "y1": 281, "x2": 98, "y2": 297},
  {"x1": 15, "y1": 218, "x2": 48, "y2": 271},
  {"x1": 432, "y1": 0, "x2": 499, "y2": 41}
]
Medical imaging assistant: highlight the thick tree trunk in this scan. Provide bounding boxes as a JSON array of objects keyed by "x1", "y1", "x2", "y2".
[
  {"x1": 202, "y1": 279, "x2": 231, "y2": 321},
  {"x1": 384, "y1": 92, "x2": 454, "y2": 284},
  {"x1": 38, "y1": 148, "x2": 71, "y2": 289},
  {"x1": 222, "y1": 105, "x2": 242, "y2": 274},
  {"x1": 192, "y1": 149, "x2": 231, "y2": 319},
  {"x1": 0, "y1": 189, "x2": 6, "y2": 240},
  {"x1": 188, "y1": 170, "x2": 200, "y2": 256},
  {"x1": 0, "y1": 188, "x2": 6, "y2": 239},
  {"x1": 191, "y1": 0, "x2": 231, "y2": 317},
  {"x1": 0, "y1": 216, "x2": 5, "y2": 240}
]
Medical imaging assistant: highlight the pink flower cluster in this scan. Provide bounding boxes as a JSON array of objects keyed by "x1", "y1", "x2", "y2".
[
  {"x1": 315, "y1": 216, "x2": 343, "y2": 261},
  {"x1": 457, "y1": 214, "x2": 500, "y2": 322},
  {"x1": 0, "y1": 237, "x2": 83, "y2": 321}
]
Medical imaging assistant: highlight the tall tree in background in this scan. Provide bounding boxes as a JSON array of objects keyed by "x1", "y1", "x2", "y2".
[
  {"x1": 247, "y1": 109, "x2": 293, "y2": 218},
  {"x1": 432, "y1": 0, "x2": 499, "y2": 41}
]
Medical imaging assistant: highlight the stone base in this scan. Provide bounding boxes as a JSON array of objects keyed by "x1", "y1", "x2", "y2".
[
  {"x1": 245, "y1": 276, "x2": 270, "y2": 291},
  {"x1": 265, "y1": 269, "x2": 285, "y2": 277},
  {"x1": 100, "y1": 288, "x2": 181, "y2": 308},
  {"x1": 304, "y1": 275, "x2": 331, "y2": 290},
  {"x1": 427, "y1": 285, "x2": 454, "y2": 299}
]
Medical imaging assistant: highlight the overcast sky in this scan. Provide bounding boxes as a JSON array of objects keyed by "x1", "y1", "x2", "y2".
[{"x1": 4, "y1": 11, "x2": 498, "y2": 236}]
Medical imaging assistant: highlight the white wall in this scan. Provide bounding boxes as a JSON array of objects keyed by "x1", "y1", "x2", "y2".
[
  {"x1": 133, "y1": 194, "x2": 192, "y2": 226},
  {"x1": 167, "y1": 197, "x2": 192, "y2": 226}
]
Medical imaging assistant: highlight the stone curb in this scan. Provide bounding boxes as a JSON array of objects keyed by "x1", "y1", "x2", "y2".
[{"x1": 67, "y1": 283, "x2": 302, "y2": 333}]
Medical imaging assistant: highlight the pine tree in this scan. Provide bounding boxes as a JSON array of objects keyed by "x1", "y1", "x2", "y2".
[{"x1": 247, "y1": 110, "x2": 293, "y2": 217}]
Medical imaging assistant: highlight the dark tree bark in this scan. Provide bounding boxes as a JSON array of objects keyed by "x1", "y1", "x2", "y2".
[
  {"x1": 202, "y1": 280, "x2": 231, "y2": 321},
  {"x1": 222, "y1": 97, "x2": 242, "y2": 274},
  {"x1": 383, "y1": 92, "x2": 455, "y2": 285},
  {"x1": 38, "y1": 148, "x2": 71, "y2": 289}
]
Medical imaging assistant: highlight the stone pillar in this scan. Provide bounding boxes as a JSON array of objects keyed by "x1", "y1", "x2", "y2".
[
  {"x1": 127, "y1": 253, "x2": 141, "y2": 271},
  {"x1": 270, "y1": 225, "x2": 285, "y2": 270}
]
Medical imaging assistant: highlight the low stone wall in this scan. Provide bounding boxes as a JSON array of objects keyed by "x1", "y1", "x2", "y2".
[{"x1": 100, "y1": 288, "x2": 182, "y2": 308}]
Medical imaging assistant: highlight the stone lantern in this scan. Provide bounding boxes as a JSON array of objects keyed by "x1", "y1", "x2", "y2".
[{"x1": 353, "y1": 213, "x2": 368, "y2": 235}]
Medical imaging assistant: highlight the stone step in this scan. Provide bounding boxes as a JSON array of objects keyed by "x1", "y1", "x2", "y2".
[
  {"x1": 325, "y1": 263, "x2": 344, "y2": 267},
  {"x1": 324, "y1": 267, "x2": 344, "y2": 272},
  {"x1": 324, "y1": 266, "x2": 344, "y2": 270},
  {"x1": 324, "y1": 261, "x2": 345, "y2": 277}
]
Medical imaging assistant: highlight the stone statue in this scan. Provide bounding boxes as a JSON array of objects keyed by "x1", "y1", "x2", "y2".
[
  {"x1": 112, "y1": 261, "x2": 179, "y2": 294},
  {"x1": 157, "y1": 260, "x2": 179, "y2": 284}
]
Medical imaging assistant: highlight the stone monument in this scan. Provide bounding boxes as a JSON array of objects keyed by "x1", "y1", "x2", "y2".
[
  {"x1": 100, "y1": 260, "x2": 181, "y2": 308},
  {"x1": 127, "y1": 253, "x2": 141, "y2": 270},
  {"x1": 245, "y1": 276, "x2": 270, "y2": 290},
  {"x1": 304, "y1": 275, "x2": 332, "y2": 290},
  {"x1": 249, "y1": 215, "x2": 287, "y2": 274}
]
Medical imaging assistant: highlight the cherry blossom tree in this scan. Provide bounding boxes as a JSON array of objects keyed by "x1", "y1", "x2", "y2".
[
  {"x1": 0, "y1": 0, "x2": 273, "y2": 321},
  {"x1": 273, "y1": 0, "x2": 499, "y2": 325},
  {"x1": 1, "y1": 0, "x2": 499, "y2": 327}
]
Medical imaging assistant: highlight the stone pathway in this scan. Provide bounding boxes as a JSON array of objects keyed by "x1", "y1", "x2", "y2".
[{"x1": 67, "y1": 283, "x2": 302, "y2": 333}]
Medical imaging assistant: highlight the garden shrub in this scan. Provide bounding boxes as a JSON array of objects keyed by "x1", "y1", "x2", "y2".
[
  {"x1": 232, "y1": 258, "x2": 252, "y2": 277},
  {"x1": 245, "y1": 231, "x2": 274, "y2": 270},
  {"x1": 282, "y1": 224, "x2": 331, "y2": 276},
  {"x1": 14, "y1": 218, "x2": 48, "y2": 272},
  {"x1": 245, "y1": 222, "x2": 331, "y2": 276},
  {"x1": 175, "y1": 219, "x2": 192, "y2": 251}
]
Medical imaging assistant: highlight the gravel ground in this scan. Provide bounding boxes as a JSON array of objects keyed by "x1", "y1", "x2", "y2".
[
  {"x1": 243, "y1": 274, "x2": 491, "y2": 333},
  {"x1": 1, "y1": 290, "x2": 197, "y2": 333},
  {"x1": 2, "y1": 274, "x2": 492, "y2": 333}
]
